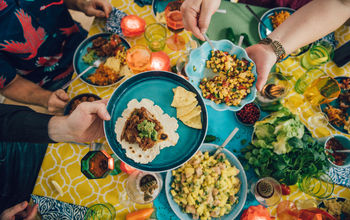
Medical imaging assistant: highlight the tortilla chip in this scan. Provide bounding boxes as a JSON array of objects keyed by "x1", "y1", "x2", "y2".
[
  {"x1": 176, "y1": 100, "x2": 198, "y2": 118},
  {"x1": 171, "y1": 86, "x2": 197, "y2": 107},
  {"x1": 104, "y1": 57, "x2": 120, "y2": 73},
  {"x1": 183, "y1": 114, "x2": 202, "y2": 129},
  {"x1": 179, "y1": 106, "x2": 201, "y2": 122}
]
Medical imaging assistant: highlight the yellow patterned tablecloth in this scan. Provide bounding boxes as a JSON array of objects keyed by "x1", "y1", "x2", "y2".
[
  {"x1": 33, "y1": 0, "x2": 192, "y2": 219},
  {"x1": 33, "y1": 1, "x2": 350, "y2": 219}
]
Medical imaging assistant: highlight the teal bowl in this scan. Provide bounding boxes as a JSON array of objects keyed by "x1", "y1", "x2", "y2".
[
  {"x1": 186, "y1": 40, "x2": 257, "y2": 111},
  {"x1": 165, "y1": 143, "x2": 248, "y2": 220}
]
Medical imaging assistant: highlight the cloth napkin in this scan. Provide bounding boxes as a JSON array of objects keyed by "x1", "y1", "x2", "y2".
[
  {"x1": 237, "y1": 0, "x2": 311, "y2": 10},
  {"x1": 31, "y1": 195, "x2": 87, "y2": 220},
  {"x1": 105, "y1": 7, "x2": 127, "y2": 36},
  {"x1": 328, "y1": 167, "x2": 350, "y2": 188}
]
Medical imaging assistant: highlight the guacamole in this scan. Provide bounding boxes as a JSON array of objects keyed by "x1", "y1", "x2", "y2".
[{"x1": 137, "y1": 120, "x2": 158, "y2": 141}]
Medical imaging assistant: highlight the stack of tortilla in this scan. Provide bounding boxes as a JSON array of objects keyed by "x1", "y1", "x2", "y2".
[{"x1": 171, "y1": 86, "x2": 202, "y2": 129}]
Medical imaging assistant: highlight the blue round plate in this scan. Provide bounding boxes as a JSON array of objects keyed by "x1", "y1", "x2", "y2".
[
  {"x1": 73, "y1": 32, "x2": 130, "y2": 87},
  {"x1": 186, "y1": 40, "x2": 257, "y2": 112},
  {"x1": 104, "y1": 71, "x2": 208, "y2": 172},
  {"x1": 320, "y1": 76, "x2": 350, "y2": 135},
  {"x1": 258, "y1": 7, "x2": 295, "y2": 40},
  {"x1": 165, "y1": 143, "x2": 248, "y2": 220}
]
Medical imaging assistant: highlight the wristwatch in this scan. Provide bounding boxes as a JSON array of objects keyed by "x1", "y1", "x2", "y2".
[{"x1": 259, "y1": 37, "x2": 286, "y2": 62}]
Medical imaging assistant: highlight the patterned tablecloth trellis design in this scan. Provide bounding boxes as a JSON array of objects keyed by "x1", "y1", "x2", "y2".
[{"x1": 33, "y1": 0, "x2": 350, "y2": 219}]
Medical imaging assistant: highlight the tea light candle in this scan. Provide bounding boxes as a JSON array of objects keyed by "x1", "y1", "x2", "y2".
[
  {"x1": 150, "y1": 51, "x2": 170, "y2": 71},
  {"x1": 121, "y1": 15, "x2": 146, "y2": 37}
]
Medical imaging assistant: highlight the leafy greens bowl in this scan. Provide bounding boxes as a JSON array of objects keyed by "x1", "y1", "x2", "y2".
[{"x1": 186, "y1": 40, "x2": 257, "y2": 112}]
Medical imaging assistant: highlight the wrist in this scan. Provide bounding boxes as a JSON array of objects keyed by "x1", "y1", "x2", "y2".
[
  {"x1": 259, "y1": 37, "x2": 286, "y2": 62},
  {"x1": 48, "y1": 116, "x2": 75, "y2": 142}
]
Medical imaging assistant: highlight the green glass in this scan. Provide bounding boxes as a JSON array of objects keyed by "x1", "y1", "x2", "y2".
[
  {"x1": 294, "y1": 68, "x2": 326, "y2": 94},
  {"x1": 144, "y1": 23, "x2": 167, "y2": 52},
  {"x1": 109, "y1": 154, "x2": 122, "y2": 176},
  {"x1": 81, "y1": 143, "x2": 114, "y2": 179},
  {"x1": 300, "y1": 41, "x2": 334, "y2": 70},
  {"x1": 84, "y1": 203, "x2": 116, "y2": 220},
  {"x1": 297, "y1": 173, "x2": 334, "y2": 199}
]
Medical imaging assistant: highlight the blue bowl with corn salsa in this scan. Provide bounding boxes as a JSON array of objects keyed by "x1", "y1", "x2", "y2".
[{"x1": 186, "y1": 40, "x2": 257, "y2": 112}]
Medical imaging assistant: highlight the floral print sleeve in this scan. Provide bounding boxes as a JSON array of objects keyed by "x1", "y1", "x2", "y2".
[{"x1": 0, "y1": 53, "x2": 16, "y2": 89}]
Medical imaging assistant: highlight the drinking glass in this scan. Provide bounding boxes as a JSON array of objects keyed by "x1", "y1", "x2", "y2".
[
  {"x1": 297, "y1": 173, "x2": 334, "y2": 199},
  {"x1": 304, "y1": 75, "x2": 340, "y2": 106},
  {"x1": 295, "y1": 68, "x2": 326, "y2": 94},
  {"x1": 144, "y1": 23, "x2": 167, "y2": 52},
  {"x1": 165, "y1": 1, "x2": 185, "y2": 51},
  {"x1": 256, "y1": 72, "x2": 291, "y2": 107},
  {"x1": 250, "y1": 177, "x2": 282, "y2": 207},
  {"x1": 300, "y1": 41, "x2": 334, "y2": 70},
  {"x1": 126, "y1": 45, "x2": 151, "y2": 73},
  {"x1": 126, "y1": 171, "x2": 163, "y2": 204},
  {"x1": 84, "y1": 203, "x2": 116, "y2": 220}
]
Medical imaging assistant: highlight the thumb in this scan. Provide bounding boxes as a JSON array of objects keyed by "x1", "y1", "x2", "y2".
[
  {"x1": 5, "y1": 201, "x2": 28, "y2": 217},
  {"x1": 198, "y1": 11, "x2": 212, "y2": 34},
  {"x1": 256, "y1": 68, "x2": 269, "y2": 91},
  {"x1": 88, "y1": 8, "x2": 106, "y2": 18},
  {"x1": 84, "y1": 102, "x2": 111, "y2": 121},
  {"x1": 55, "y1": 89, "x2": 69, "y2": 101}
]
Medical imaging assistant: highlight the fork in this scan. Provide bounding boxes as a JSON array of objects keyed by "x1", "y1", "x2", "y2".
[
  {"x1": 61, "y1": 58, "x2": 105, "y2": 90},
  {"x1": 245, "y1": 5, "x2": 272, "y2": 35}
]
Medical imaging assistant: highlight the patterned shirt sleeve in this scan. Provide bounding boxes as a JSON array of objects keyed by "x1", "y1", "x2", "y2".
[{"x1": 0, "y1": 53, "x2": 17, "y2": 89}]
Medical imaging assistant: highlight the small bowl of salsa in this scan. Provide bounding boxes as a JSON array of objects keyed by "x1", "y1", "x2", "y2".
[
  {"x1": 324, "y1": 135, "x2": 350, "y2": 168},
  {"x1": 64, "y1": 93, "x2": 101, "y2": 115}
]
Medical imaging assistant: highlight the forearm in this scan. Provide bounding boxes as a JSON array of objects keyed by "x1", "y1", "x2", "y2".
[
  {"x1": 269, "y1": 0, "x2": 350, "y2": 54},
  {"x1": 0, "y1": 104, "x2": 54, "y2": 143},
  {"x1": 47, "y1": 116, "x2": 76, "y2": 143},
  {"x1": 0, "y1": 75, "x2": 52, "y2": 108}
]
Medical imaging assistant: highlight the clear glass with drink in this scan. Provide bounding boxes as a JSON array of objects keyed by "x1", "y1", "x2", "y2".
[
  {"x1": 304, "y1": 75, "x2": 340, "y2": 106},
  {"x1": 251, "y1": 177, "x2": 282, "y2": 207},
  {"x1": 126, "y1": 171, "x2": 163, "y2": 204},
  {"x1": 165, "y1": 1, "x2": 185, "y2": 51},
  {"x1": 84, "y1": 203, "x2": 116, "y2": 220},
  {"x1": 144, "y1": 23, "x2": 167, "y2": 52},
  {"x1": 256, "y1": 72, "x2": 291, "y2": 107}
]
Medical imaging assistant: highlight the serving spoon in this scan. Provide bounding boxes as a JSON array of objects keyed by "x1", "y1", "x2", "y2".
[{"x1": 213, "y1": 127, "x2": 239, "y2": 157}]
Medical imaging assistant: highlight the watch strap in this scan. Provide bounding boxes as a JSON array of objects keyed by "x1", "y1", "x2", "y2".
[{"x1": 259, "y1": 37, "x2": 286, "y2": 62}]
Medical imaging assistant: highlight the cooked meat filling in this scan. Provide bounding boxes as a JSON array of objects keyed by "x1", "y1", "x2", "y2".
[{"x1": 121, "y1": 107, "x2": 167, "y2": 150}]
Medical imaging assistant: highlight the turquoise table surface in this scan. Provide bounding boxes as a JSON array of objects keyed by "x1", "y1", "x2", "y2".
[
  {"x1": 154, "y1": 3, "x2": 270, "y2": 219},
  {"x1": 154, "y1": 105, "x2": 269, "y2": 219}
]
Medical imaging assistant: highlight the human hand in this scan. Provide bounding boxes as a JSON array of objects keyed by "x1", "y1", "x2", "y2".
[
  {"x1": 245, "y1": 44, "x2": 277, "y2": 91},
  {"x1": 48, "y1": 100, "x2": 111, "y2": 143},
  {"x1": 47, "y1": 89, "x2": 69, "y2": 114},
  {"x1": 80, "y1": 0, "x2": 112, "y2": 18},
  {"x1": 181, "y1": 0, "x2": 221, "y2": 41},
  {"x1": 0, "y1": 201, "x2": 38, "y2": 220}
]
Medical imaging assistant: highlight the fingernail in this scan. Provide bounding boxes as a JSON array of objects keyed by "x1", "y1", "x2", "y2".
[
  {"x1": 105, "y1": 113, "x2": 111, "y2": 120},
  {"x1": 21, "y1": 201, "x2": 27, "y2": 207}
]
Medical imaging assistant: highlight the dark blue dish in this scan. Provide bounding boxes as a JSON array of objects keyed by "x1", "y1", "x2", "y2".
[
  {"x1": 73, "y1": 32, "x2": 130, "y2": 87},
  {"x1": 104, "y1": 71, "x2": 208, "y2": 172},
  {"x1": 320, "y1": 76, "x2": 350, "y2": 135}
]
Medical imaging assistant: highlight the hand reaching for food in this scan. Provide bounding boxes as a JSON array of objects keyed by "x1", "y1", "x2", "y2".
[{"x1": 47, "y1": 89, "x2": 69, "y2": 114}]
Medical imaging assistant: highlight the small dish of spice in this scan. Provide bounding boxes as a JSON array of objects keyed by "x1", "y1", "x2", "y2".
[
  {"x1": 235, "y1": 102, "x2": 261, "y2": 126},
  {"x1": 325, "y1": 135, "x2": 350, "y2": 168}
]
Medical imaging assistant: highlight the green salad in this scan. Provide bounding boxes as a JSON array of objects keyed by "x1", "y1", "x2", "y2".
[
  {"x1": 252, "y1": 108, "x2": 304, "y2": 154},
  {"x1": 242, "y1": 108, "x2": 329, "y2": 185}
]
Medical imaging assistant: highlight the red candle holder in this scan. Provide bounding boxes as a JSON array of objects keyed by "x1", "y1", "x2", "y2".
[
  {"x1": 150, "y1": 51, "x2": 170, "y2": 71},
  {"x1": 121, "y1": 15, "x2": 146, "y2": 37}
]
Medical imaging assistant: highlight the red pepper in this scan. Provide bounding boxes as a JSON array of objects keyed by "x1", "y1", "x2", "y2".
[{"x1": 281, "y1": 184, "x2": 291, "y2": 195}]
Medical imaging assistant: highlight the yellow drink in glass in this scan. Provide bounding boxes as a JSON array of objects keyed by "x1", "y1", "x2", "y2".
[{"x1": 144, "y1": 23, "x2": 167, "y2": 52}]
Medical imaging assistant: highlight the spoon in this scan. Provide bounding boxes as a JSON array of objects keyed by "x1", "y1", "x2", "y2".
[
  {"x1": 213, "y1": 127, "x2": 239, "y2": 157},
  {"x1": 202, "y1": 33, "x2": 216, "y2": 52},
  {"x1": 334, "y1": 149, "x2": 350, "y2": 153}
]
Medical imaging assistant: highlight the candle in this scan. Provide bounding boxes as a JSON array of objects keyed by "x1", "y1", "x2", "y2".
[
  {"x1": 150, "y1": 51, "x2": 170, "y2": 71},
  {"x1": 121, "y1": 15, "x2": 146, "y2": 37}
]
